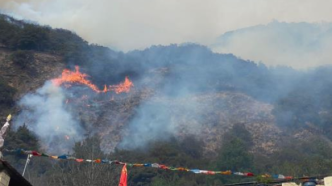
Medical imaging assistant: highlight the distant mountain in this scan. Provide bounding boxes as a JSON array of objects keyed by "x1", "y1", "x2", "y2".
[{"x1": 212, "y1": 21, "x2": 332, "y2": 69}]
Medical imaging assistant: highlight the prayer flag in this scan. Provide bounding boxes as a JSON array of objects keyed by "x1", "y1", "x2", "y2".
[
  {"x1": 233, "y1": 172, "x2": 244, "y2": 176},
  {"x1": 0, "y1": 116, "x2": 11, "y2": 148},
  {"x1": 177, "y1": 167, "x2": 188, "y2": 171},
  {"x1": 6, "y1": 114, "x2": 12, "y2": 122},
  {"x1": 58, "y1": 155, "x2": 67, "y2": 159},
  {"x1": 32, "y1": 151, "x2": 41, "y2": 156},
  {"x1": 76, "y1": 159, "x2": 84, "y2": 163},
  {"x1": 144, "y1": 163, "x2": 151, "y2": 167},
  {"x1": 220, "y1": 170, "x2": 232, "y2": 175},
  {"x1": 159, "y1": 165, "x2": 168, "y2": 169},
  {"x1": 41, "y1": 153, "x2": 49, "y2": 157},
  {"x1": 119, "y1": 164, "x2": 128, "y2": 186},
  {"x1": 94, "y1": 159, "x2": 101, "y2": 163},
  {"x1": 245, "y1": 172, "x2": 254, "y2": 177},
  {"x1": 190, "y1": 169, "x2": 200, "y2": 174},
  {"x1": 152, "y1": 163, "x2": 159, "y2": 168},
  {"x1": 199, "y1": 170, "x2": 209, "y2": 174}
]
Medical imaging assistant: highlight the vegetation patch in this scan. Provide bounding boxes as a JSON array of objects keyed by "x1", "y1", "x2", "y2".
[{"x1": 11, "y1": 50, "x2": 34, "y2": 68}]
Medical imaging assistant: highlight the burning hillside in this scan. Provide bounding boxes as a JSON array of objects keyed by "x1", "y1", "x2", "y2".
[
  {"x1": 52, "y1": 66, "x2": 134, "y2": 94},
  {"x1": 9, "y1": 65, "x2": 136, "y2": 153}
]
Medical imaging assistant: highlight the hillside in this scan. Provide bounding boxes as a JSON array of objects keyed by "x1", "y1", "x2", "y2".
[
  {"x1": 0, "y1": 49, "x2": 64, "y2": 96},
  {"x1": 1, "y1": 14, "x2": 332, "y2": 185}
]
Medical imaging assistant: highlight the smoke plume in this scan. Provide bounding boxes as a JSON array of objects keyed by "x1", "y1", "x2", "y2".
[{"x1": 14, "y1": 81, "x2": 84, "y2": 153}]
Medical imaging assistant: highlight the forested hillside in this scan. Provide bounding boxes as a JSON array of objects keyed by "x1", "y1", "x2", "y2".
[{"x1": 1, "y1": 14, "x2": 332, "y2": 186}]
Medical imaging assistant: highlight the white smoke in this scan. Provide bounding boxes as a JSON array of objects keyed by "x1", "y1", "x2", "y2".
[
  {"x1": 212, "y1": 21, "x2": 332, "y2": 69},
  {"x1": 14, "y1": 81, "x2": 84, "y2": 153}
]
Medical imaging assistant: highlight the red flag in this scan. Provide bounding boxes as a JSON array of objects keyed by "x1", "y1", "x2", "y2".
[
  {"x1": 245, "y1": 172, "x2": 254, "y2": 177},
  {"x1": 32, "y1": 151, "x2": 41, "y2": 156},
  {"x1": 119, "y1": 164, "x2": 127, "y2": 186},
  {"x1": 76, "y1": 159, "x2": 84, "y2": 163}
]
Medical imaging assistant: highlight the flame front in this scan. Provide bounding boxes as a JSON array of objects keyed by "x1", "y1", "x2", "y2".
[
  {"x1": 52, "y1": 66, "x2": 100, "y2": 92},
  {"x1": 52, "y1": 66, "x2": 134, "y2": 94},
  {"x1": 110, "y1": 76, "x2": 134, "y2": 94}
]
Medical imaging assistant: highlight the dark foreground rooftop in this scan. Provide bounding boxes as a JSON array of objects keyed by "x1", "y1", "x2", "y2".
[{"x1": 0, "y1": 159, "x2": 32, "y2": 186}]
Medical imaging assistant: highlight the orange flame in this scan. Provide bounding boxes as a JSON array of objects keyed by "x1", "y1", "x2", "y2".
[
  {"x1": 52, "y1": 66, "x2": 134, "y2": 94},
  {"x1": 109, "y1": 77, "x2": 134, "y2": 94},
  {"x1": 52, "y1": 66, "x2": 100, "y2": 92},
  {"x1": 102, "y1": 85, "x2": 108, "y2": 93}
]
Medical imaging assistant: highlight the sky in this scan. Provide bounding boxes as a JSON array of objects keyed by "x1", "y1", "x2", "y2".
[{"x1": 1, "y1": 0, "x2": 332, "y2": 52}]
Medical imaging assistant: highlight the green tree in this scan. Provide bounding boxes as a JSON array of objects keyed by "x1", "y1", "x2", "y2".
[
  {"x1": 0, "y1": 15, "x2": 21, "y2": 48},
  {"x1": 15, "y1": 24, "x2": 50, "y2": 51},
  {"x1": 3, "y1": 125, "x2": 40, "y2": 172},
  {"x1": 214, "y1": 125, "x2": 255, "y2": 184},
  {"x1": 217, "y1": 137, "x2": 253, "y2": 171}
]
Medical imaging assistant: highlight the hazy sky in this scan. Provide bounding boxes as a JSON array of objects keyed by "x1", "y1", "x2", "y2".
[{"x1": 1, "y1": 0, "x2": 332, "y2": 52}]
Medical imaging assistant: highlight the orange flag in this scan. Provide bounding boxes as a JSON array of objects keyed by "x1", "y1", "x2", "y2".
[{"x1": 119, "y1": 164, "x2": 127, "y2": 186}]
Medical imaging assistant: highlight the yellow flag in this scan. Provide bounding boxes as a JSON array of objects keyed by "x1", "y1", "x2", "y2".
[{"x1": 6, "y1": 114, "x2": 12, "y2": 122}]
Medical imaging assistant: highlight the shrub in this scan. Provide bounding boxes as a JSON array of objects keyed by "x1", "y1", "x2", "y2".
[
  {"x1": 11, "y1": 50, "x2": 34, "y2": 68},
  {"x1": 0, "y1": 78, "x2": 16, "y2": 107}
]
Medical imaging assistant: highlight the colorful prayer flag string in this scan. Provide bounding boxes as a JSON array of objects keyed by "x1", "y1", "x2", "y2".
[{"x1": 4, "y1": 149, "x2": 293, "y2": 179}]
